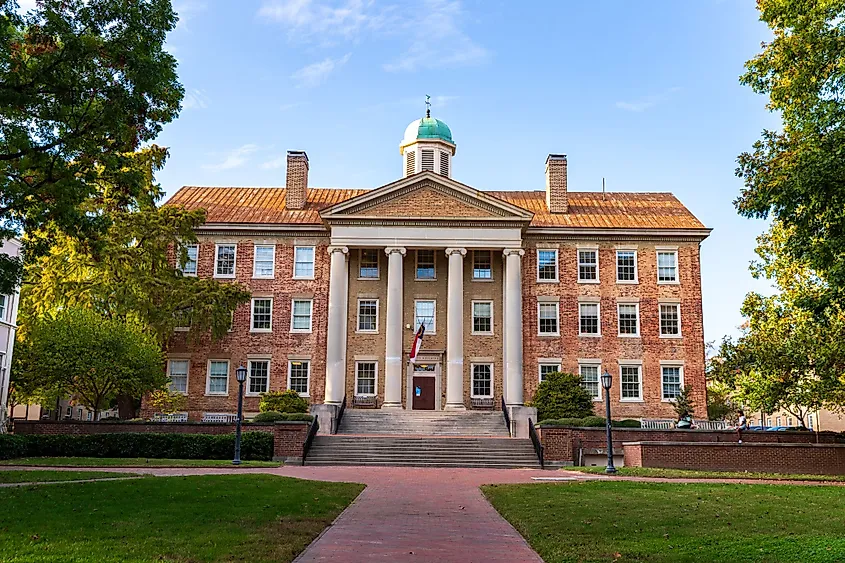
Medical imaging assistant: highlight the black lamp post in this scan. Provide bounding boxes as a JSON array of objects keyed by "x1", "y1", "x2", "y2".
[
  {"x1": 233, "y1": 365, "x2": 247, "y2": 466},
  {"x1": 600, "y1": 370, "x2": 616, "y2": 475}
]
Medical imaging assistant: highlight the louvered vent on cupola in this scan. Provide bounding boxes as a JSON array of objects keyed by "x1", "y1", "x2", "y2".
[
  {"x1": 405, "y1": 150, "x2": 416, "y2": 177},
  {"x1": 421, "y1": 149, "x2": 435, "y2": 171},
  {"x1": 439, "y1": 151, "x2": 449, "y2": 177}
]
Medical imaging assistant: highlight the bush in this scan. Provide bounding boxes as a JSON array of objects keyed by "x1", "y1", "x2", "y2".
[
  {"x1": 259, "y1": 390, "x2": 309, "y2": 414},
  {"x1": 532, "y1": 372, "x2": 594, "y2": 422},
  {"x1": 0, "y1": 431, "x2": 274, "y2": 461},
  {"x1": 251, "y1": 411, "x2": 314, "y2": 423},
  {"x1": 537, "y1": 417, "x2": 642, "y2": 428}
]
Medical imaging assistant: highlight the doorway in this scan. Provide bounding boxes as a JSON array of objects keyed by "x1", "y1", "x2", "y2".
[
  {"x1": 406, "y1": 358, "x2": 441, "y2": 410},
  {"x1": 412, "y1": 376, "x2": 435, "y2": 410}
]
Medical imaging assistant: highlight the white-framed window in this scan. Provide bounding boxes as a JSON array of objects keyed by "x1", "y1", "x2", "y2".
[
  {"x1": 473, "y1": 250, "x2": 492, "y2": 280},
  {"x1": 580, "y1": 363, "x2": 601, "y2": 401},
  {"x1": 776, "y1": 416, "x2": 782, "y2": 427},
  {"x1": 0, "y1": 294, "x2": 6, "y2": 321},
  {"x1": 174, "y1": 307, "x2": 192, "y2": 332},
  {"x1": 577, "y1": 248, "x2": 598, "y2": 282},
  {"x1": 248, "y1": 359, "x2": 270, "y2": 395},
  {"x1": 359, "y1": 249, "x2": 379, "y2": 279},
  {"x1": 657, "y1": 251, "x2": 679, "y2": 283},
  {"x1": 180, "y1": 244, "x2": 198, "y2": 276},
  {"x1": 293, "y1": 246, "x2": 315, "y2": 279},
  {"x1": 471, "y1": 363, "x2": 493, "y2": 398},
  {"x1": 214, "y1": 244, "x2": 236, "y2": 278},
  {"x1": 416, "y1": 249, "x2": 436, "y2": 280},
  {"x1": 288, "y1": 360, "x2": 310, "y2": 396},
  {"x1": 620, "y1": 364, "x2": 642, "y2": 401},
  {"x1": 167, "y1": 359, "x2": 189, "y2": 394},
  {"x1": 661, "y1": 365, "x2": 683, "y2": 400},
  {"x1": 617, "y1": 303, "x2": 640, "y2": 336},
  {"x1": 87, "y1": 411, "x2": 93, "y2": 421},
  {"x1": 539, "y1": 363, "x2": 561, "y2": 383},
  {"x1": 472, "y1": 301, "x2": 493, "y2": 335},
  {"x1": 65, "y1": 406, "x2": 71, "y2": 418},
  {"x1": 290, "y1": 299, "x2": 313, "y2": 333},
  {"x1": 251, "y1": 297, "x2": 273, "y2": 332},
  {"x1": 766, "y1": 417, "x2": 772, "y2": 427},
  {"x1": 253, "y1": 245, "x2": 276, "y2": 278},
  {"x1": 357, "y1": 299, "x2": 378, "y2": 332},
  {"x1": 538, "y1": 302, "x2": 560, "y2": 335},
  {"x1": 355, "y1": 361, "x2": 377, "y2": 396},
  {"x1": 787, "y1": 417, "x2": 793, "y2": 426},
  {"x1": 659, "y1": 303, "x2": 681, "y2": 337},
  {"x1": 77, "y1": 408, "x2": 82, "y2": 420},
  {"x1": 537, "y1": 249, "x2": 558, "y2": 282},
  {"x1": 616, "y1": 250, "x2": 638, "y2": 283},
  {"x1": 414, "y1": 299, "x2": 436, "y2": 332},
  {"x1": 808, "y1": 415, "x2": 814, "y2": 430},
  {"x1": 578, "y1": 302, "x2": 600, "y2": 336},
  {"x1": 206, "y1": 360, "x2": 230, "y2": 395}
]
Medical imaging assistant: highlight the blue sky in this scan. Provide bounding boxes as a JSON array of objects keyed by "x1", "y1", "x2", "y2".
[{"x1": 143, "y1": 0, "x2": 777, "y2": 345}]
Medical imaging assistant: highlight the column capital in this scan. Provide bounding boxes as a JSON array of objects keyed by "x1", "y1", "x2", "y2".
[
  {"x1": 503, "y1": 248, "x2": 525, "y2": 258},
  {"x1": 384, "y1": 247, "x2": 407, "y2": 257},
  {"x1": 445, "y1": 247, "x2": 467, "y2": 257},
  {"x1": 327, "y1": 246, "x2": 349, "y2": 255}
]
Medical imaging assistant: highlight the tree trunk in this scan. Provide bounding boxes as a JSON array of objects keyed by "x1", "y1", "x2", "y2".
[{"x1": 117, "y1": 394, "x2": 137, "y2": 419}]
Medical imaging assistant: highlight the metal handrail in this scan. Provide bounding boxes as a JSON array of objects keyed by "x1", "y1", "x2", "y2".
[
  {"x1": 301, "y1": 417, "x2": 320, "y2": 466},
  {"x1": 334, "y1": 395, "x2": 347, "y2": 435},
  {"x1": 502, "y1": 396, "x2": 511, "y2": 437},
  {"x1": 528, "y1": 418, "x2": 544, "y2": 469}
]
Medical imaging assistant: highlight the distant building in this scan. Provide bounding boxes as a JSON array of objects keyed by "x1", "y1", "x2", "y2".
[{"x1": 0, "y1": 238, "x2": 21, "y2": 430}]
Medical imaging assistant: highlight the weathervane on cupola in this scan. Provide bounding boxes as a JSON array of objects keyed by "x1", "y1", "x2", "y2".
[
  {"x1": 400, "y1": 95, "x2": 457, "y2": 178},
  {"x1": 425, "y1": 94, "x2": 431, "y2": 118}
]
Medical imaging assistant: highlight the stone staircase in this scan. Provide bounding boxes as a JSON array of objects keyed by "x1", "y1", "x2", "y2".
[{"x1": 336, "y1": 409, "x2": 510, "y2": 436}]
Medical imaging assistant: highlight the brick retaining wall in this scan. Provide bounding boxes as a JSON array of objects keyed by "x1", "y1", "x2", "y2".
[{"x1": 624, "y1": 441, "x2": 845, "y2": 475}]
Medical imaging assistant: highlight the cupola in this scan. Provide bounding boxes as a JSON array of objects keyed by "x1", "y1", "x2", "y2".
[{"x1": 400, "y1": 100, "x2": 456, "y2": 178}]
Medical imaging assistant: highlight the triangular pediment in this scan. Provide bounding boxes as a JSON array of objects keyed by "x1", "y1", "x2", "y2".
[{"x1": 320, "y1": 171, "x2": 534, "y2": 225}]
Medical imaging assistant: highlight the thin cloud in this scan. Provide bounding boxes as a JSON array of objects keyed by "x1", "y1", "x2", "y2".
[
  {"x1": 616, "y1": 87, "x2": 682, "y2": 112},
  {"x1": 262, "y1": 154, "x2": 288, "y2": 170},
  {"x1": 291, "y1": 53, "x2": 351, "y2": 88},
  {"x1": 183, "y1": 89, "x2": 210, "y2": 110},
  {"x1": 203, "y1": 144, "x2": 260, "y2": 171},
  {"x1": 174, "y1": 1, "x2": 207, "y2": 32}
]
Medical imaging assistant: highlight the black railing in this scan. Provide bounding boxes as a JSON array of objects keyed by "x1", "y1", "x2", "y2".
[
  {"x1": 501, "y1": 396, "x2": 512, "y2": 437},
  {"x1": 334, "y1": 394, "x2": 347, "y2": 435},
  {"x1": 528, "y1": 418, "x2": 544, "y2": 469},
  {"x1": 301, "y1": 417, "x2": 320, "y2": 466}
]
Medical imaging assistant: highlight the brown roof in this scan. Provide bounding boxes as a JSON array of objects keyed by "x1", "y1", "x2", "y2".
[{"x1": 166, "y1": 186, "x2": 706, "y2": 230}]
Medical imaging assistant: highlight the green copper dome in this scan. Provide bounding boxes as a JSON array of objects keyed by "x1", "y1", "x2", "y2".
[{"x1": 402, "y1": 116, "x2": 455, "y2": 147}]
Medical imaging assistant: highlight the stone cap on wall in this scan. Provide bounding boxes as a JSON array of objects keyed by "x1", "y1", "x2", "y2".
[{"x1": 623, "y1": 441, "x2": 845, "y2": 448}]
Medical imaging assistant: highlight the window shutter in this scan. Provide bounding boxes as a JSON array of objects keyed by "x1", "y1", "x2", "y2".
[
  {"x1": 421, "y1": 149, "x2": 435, "y2": 171},
  {"x1": 405, "y1": 150, "x2": 416, "y2": 176},
  {"x1": 439, "y1": 151, "x2": 449, "y2": 176}
]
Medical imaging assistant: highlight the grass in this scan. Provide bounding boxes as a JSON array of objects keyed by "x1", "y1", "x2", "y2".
[
  {"x1": 0, "y1": 457, "x2": 281, "y2": 468},
  {"x1": 0, "y1": 470, "x2": 136, "y2": 484},
  {"x1": 483, "y1": 481, "x2": 845, "y2": 562},
  {"x1": 565, "y1": 466, "x2": 845, "y2": 482},
  {"x1": 0, "y1": 474, "x2": 364, "y2": 563}
]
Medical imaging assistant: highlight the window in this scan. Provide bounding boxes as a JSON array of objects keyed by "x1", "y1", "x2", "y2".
[
  {"x1": 539, "y1": 363, "x2": 561, "y2": 383},
  {"x1": 414, "y1": 300, "x2": 435, "y2": 332},
  {"x1": 538, "y1": 302, "x2": 559, "y2": 335},
  {"x1": 537, "y1": 249, "x2": 558, "y2": 281},
  {"x1": 405, "y1": 149, "x2": 416, "y2": 176},
  {"x1": 439, "y1": 150, "x2": 449, "y2": 176},
  {"x1": 174, "y1": 307, "x2": 192, "y2": 331},
  {"x1": 776, "y1": 417, "x2": 782, "y2": 426},
  {"x1": 580, "y1": 364, "x2": 601, "y2": 400},
  {"x1": 288, "y1": 360, "x2": 310, "y2": 395},
  {"x1": 0, "y1": 294, "x2": 6, "y2": 320},
  {"x1": 291, "y1": 299, "x2": 313, "y2": 332},
  {"x1": 421, "y1": 148, "x2": 435, "y2": 171},
  {"x1": 766, "y1": 418, "x2": 772, "y2": 427},
  {"x1": 168, "y1": 359, "x2": 189, "y2": 394},
  {"x1": 293, "y1": 247, "x2": 315, "y2": 279},
  {"x1": 657, "y1": 251, "x2": 678, "y2": 283},
  {"x1": 472, "y1": 301, "x2": 493, "y2": 334},
  {"x1": 416, "y1": 250, "x2": 435, "y2": 280},
  {"x1": 661, "y1": 365, "x2": 682, "y2": 400},
  {"x1": 77, "y1": 408, "x2": 82, "y2": 420},
  {"x1": 248, "y1": 360, "x2": 270, "y2": 395},
  {"x1": 253, "y1": 245, "x2": 275, "y2": 278},
  {"x1": 207, "y1": 360, "x2": 229, "y2": 395},
  {"x1": 359, "y1": 249, "x2": 379, "y2": 279},
  {"x1": 357, "y1": 299, "x2": 378, "y2": 332},
  {"x1": 620, "y1": 365, "x2": 642, "y2": 401},
  {"x1": 660, "y1": 304, "x2": 681, "y2": 337},
  {"x1": 355, "y1": 361, "x2": 377, "y2": 396},
  {"x1": 578, "y1": 249, "x2": 598, "y2": 282},
  {"x1": 787, "y1": 417, "x2": 793, "y2": 427},
  {"x1": 808, "y1": 415, "x2": 814, "y2": 430},
  {"x1": 87, "y1": 411, "x2": 93, "y2": 421},
  {"x1": 215, "y1": 244, "x2": 236, "y2": 278},
  {"x1": 473, "y1": 250, "x2": 492, "y2": 280},
  {"x1": 579, "y1": 303, "x2": 600, "y2": 336},
  {"x1": 618, "y1": 303, "x2": 640, "y2": 336},
  {"x1": 181, "y1": 244, "x2": 198, "y2": 276},
  {"x1": 616, "y1": 250, "x2": 637, "y2": 283},
  {"x1": 251, "y1": 298, "x2": 273, "y2": 332},
  {"x1": 472, "y1": 364, "x2": 493, "y2": 397},
  {"x1": 66, "y1": 406, "x2": 71, "y2": 418}
]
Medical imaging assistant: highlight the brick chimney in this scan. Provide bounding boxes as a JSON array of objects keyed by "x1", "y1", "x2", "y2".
[
  {"x1": 285, "y1": 150, "x2": 309, "y2": 210},
  {"x1": 545, "y1": 154, "x2": 568, "y2": 213}
]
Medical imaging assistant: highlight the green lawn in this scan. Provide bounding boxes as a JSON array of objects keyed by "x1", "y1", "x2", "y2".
[
  {"x1": 0, "y1": 474, "x2": 364, "y2": 563},
  {"x1": 565, "y1": 466, "x2": 845, "y2": 482},
  {"x1": 484, "y1": 481, "x2": 845, "y2": 563},
  {"x1": 0, "y1": 470, "x2": 136, "y2": 484},
  {"x1": 1, "y1": 457, "x2": 281, "y2": 468}
]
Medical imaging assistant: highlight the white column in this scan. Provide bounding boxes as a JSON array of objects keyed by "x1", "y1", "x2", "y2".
[
  {"x1": 504, "y1": 249, "x2": 525, "y2": 406},
  {"x1": 324, "y1": 246, "x2": 349, "y2": 405},
  {"x1": 445, "y1": 248, "x2": 467, "y2": 410},
  {"x1": 383, "y1": 247, "x2": 406, "y2": 408},
  {"x1": 501, "y1": 253, "x2": 508, "y2": 406}
]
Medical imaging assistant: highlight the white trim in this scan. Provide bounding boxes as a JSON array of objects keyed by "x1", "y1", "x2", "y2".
[
  {"x1": 167, "y1": 358, "x2": 190, "y2": 395},
  {"x1": 656, "y1": 250, "x2": 680, "y2": 285},
  {"x1": 619, "y1": 363, "x2": 643, "y2": 402},
  {"x1": 538, "y1": 362, "x2": 561, "y2": 383},
  {"x1": 470, "y1": 362, "x2": 494, "y2": 398},
  {"x1": 660, "y1": 363, "x2": 685, "y2": 402},
  {"x1": 213, "y1": 243, "x2": 237, "y2": 279},
  {"x1": 578, "y1": 301, "x2": 601, "y2": 337},
  {"x1": 576, "y1": 246, "x2": 600, "y2": 284},
  {"x1": 617, "y1": 302, "x2": 640, "y2": 337},
  {"x1": 537, "y1": 301, "x2": 560, "y2": 336},
  {"x1": 246, "y1": 358, "x2": 271, "y2": 396},
  {"x1": 414, "y1": 299, "x2": 437, "y2": 333},
  {"x1": 290, "y1": 298, "x2": 313, "y2": 333},
  {"x1": 293, "y1": 246, "x2": 316, "y2": 280},
  {"x1": 252, "y1": 244, "x2": 276, "y2": 279},
  {"x1": 354, "y1": 360, "x2": 379, "y2": 397},
  {"x1": 356, "y1": 298, "x2": 380, "y2": 333},
  {"x1": 287, "y1": 359, "x2": 311, "y2": 397},
  {"x1": 250, "y1": 297, "x2": 273, "y2": 333},
  {"x1": 536, "y1": 248, "x2": 559, "y2": 283},
  {"x1": 358, "y1": 248, "x2": 380, "y2": 280},
  {"x1": 415, "y1": 249, "x2": 437, "y2": 281},
  {"x1": 180, "y1": 244, "x2": 199, "y2": 277},
  {"x1": 205, "y1": 359, "x2": 230, "y2": 396},
  {"x1": 659, "y1": 302, "x2": 682, "y2": 338},
  {"x1": 578, "y1": 362, "x2": 602, "y2": 402},
  {"x1": 471, "y1": 249, "x2": 494, "y2": 281},
  {"x1": 471, "y1": 300, "x2": 494, "y2": 336},
  {"x1": 615, "y1": 249, "x2": 638, "y2": 284}
]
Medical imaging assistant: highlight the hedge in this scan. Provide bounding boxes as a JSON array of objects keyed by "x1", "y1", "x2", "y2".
[
  {"x1": 250, "y1": 411, "x2": 314, "y2": 423},
  {"x1": 538, "y1": 417, "x2": 642, "y2": 428},
  {"x1": 0, "y1": 432, "x2": 274, "y2": 461}
]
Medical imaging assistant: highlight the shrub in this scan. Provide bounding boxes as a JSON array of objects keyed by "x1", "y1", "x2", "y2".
[
  {"x1": 259, "y1": 390, "x2": 309, "y2": 414},
  {"x1": 672, "y1": 384, "x2": 696, "y2": 419},
  {"x1": 0, "y1": 434, "x2": 29, "y2": 460},
  {"x1": 251, "y1": 411, "x2": 314, "y2": 423},
  {"x1": 537, "y1": 417, "x2": 642, "y2": 428},
  {"x1": 532, "y1": 372, "x2": 594, "y2": 422}
]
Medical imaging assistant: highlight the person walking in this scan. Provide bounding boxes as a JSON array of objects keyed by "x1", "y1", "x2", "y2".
[{"x1": 736, "y1": 410, "x2": 748, "y2": 443}]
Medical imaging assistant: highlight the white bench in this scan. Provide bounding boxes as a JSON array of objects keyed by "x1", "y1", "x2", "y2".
[
  {"x1": 202, "y1": 413, "x2": 238, "y2": 423},
  {"x1": 152, "y1": 413, "x2": 188, "y2": 423}
]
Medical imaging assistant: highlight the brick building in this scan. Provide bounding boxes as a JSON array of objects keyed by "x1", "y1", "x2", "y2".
[{"x1": 153, "y1": 114, "x2": 710, "y2": 422}]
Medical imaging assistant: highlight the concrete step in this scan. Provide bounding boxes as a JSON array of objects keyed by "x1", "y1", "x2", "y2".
[{"x1": 337, "y1": 410, "x2": 510, "y2": 437}]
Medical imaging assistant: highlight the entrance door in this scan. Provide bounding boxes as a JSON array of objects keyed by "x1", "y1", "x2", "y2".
[{"x1": 412, "y1": 377, "x2": 436, "y2": 410}]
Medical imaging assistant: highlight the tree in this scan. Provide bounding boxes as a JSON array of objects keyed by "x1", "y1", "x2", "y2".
[
  {"x1": 736, "y1": 1, "x2": 845, "y2": 307},
  {"x1": 671, "y1": 385, "x2": 696, "y2": 420},
  {"x1": 258, "y1": 390, "x2": 309, "y2": 414},
  {"x1": 0, "y1": 0, "x2": 183, "y2": 293},
  {"x1": 14, "y1": 308, "x2": 167, "y2": 420},
  {"x1": 531, "y1": 372, "x2": 594, "y2": 422}
]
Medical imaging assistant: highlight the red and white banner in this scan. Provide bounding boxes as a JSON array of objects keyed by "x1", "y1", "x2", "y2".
[{"x1": 409, "y1": 323, "x2": 426, "y2": 363}]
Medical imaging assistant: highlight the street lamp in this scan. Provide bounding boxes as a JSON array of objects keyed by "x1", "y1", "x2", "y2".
[
  {"x1": 600, "y1": 370, "x2": 616, "y2": 475},
  {"x1": 233, "y1": 365, "x2": 247, "y2": 466}
]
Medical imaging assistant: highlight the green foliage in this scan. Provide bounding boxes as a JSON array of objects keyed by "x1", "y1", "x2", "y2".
[
  {"x1": 532, "y1": 372, "x2": 594, "y2": 422},
  {"x1": 0, "y1": 431, "x2": 274, "y2": 461},
  {"x1": 537, "y1": 417, "x2": 641, "y2": 428},
  {"x1": 147, "y1": 389, "x2": 188, "y2": 415},
  {"x1": 259, "y1": 390, "x2": 309, "y2": 414},
  {"x1": 706, "y1": 382, "x2": 737, "y2": 421},
  {"x1": 251, "y1": 411, "x2": 313, "y2": 423},
  {"x1": 672, "y1": 385, "x2": 696, "y2": 420}
]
